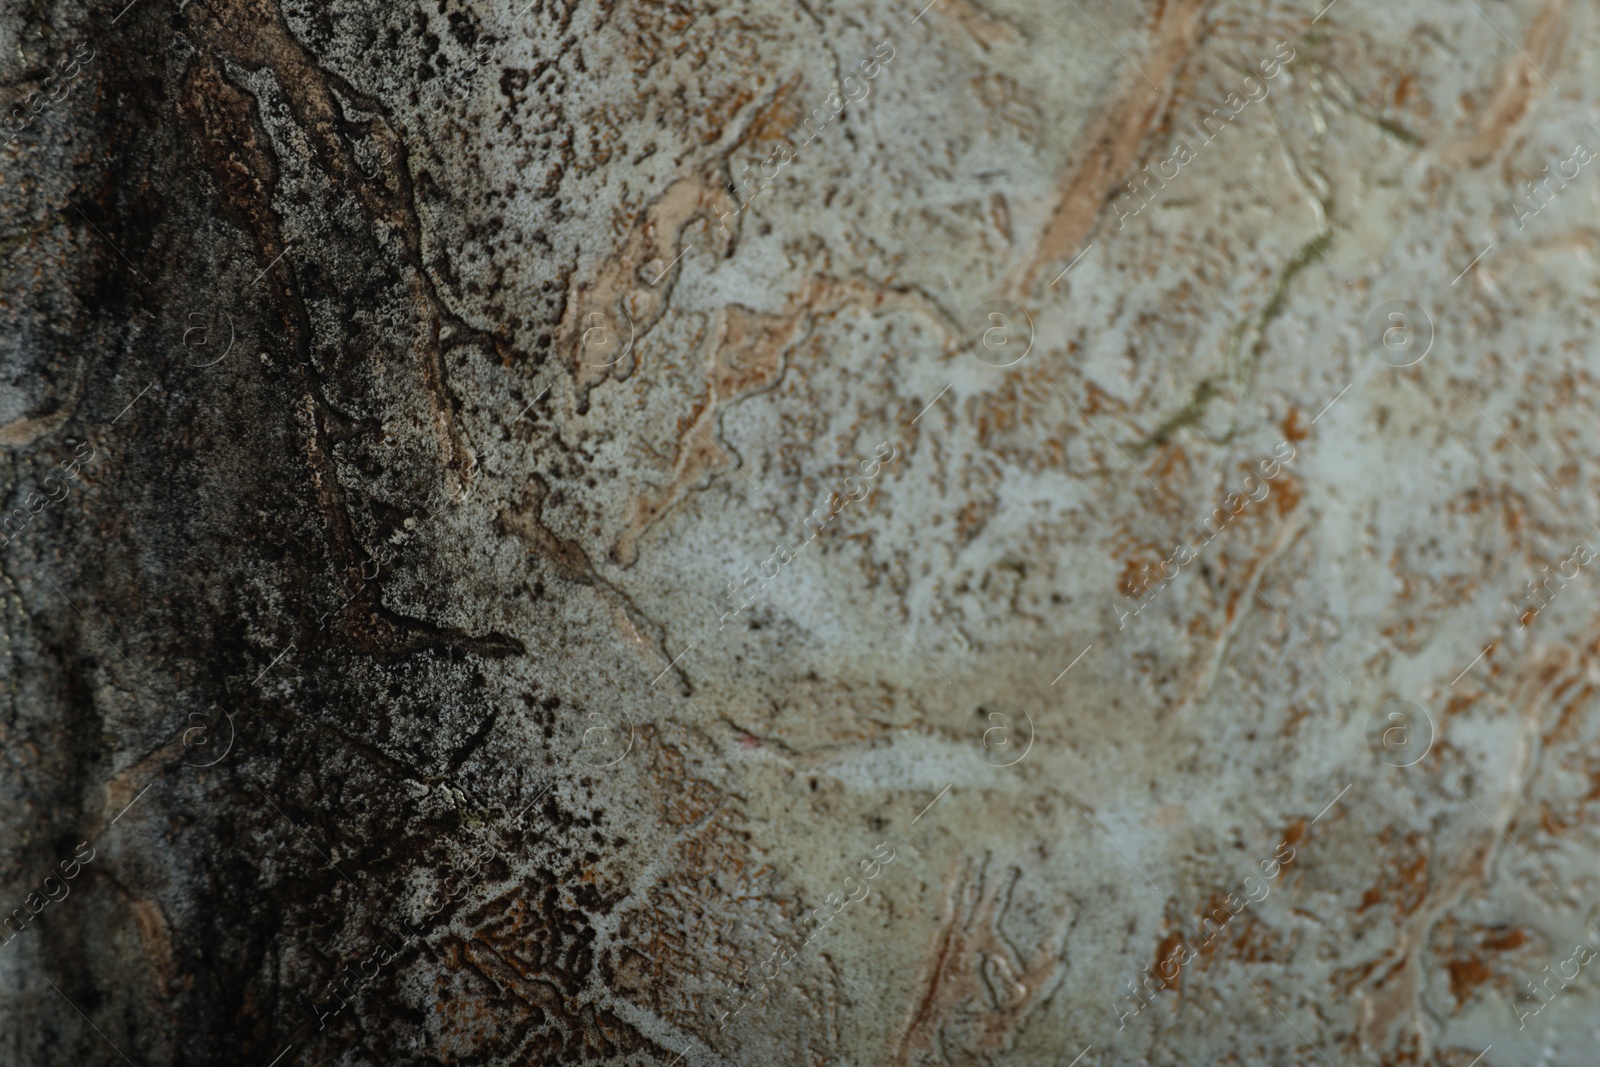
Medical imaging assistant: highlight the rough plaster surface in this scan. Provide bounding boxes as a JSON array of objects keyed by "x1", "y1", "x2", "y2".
[{"x1": 2, "y1": 0, "x2": 1600, "y2": 1064}]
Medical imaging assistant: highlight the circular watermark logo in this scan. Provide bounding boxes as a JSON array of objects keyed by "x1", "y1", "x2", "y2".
[
  {"x1": 1364, "y1": 301, "x2": 1433, "y2": 367},
  {"x1": 1366, "y1": 697, "x2": 1434, "y2": 768},
  {"x1": 965, "y1": 301, "x2": 1033, "y2": 368},
  {"x1": 972, "y1": 700, "x2": 1034, "y2": 768},
  {"x1": 182, "y1": 707, "x2": 236, "y2": 767},
  {"x1": 357, "y1": 140, "x2": 399, "y2": 182},
  {"x1": 577, "y1": 303, "x2": 634, "y2": 368},
  {"x1": 564, "y1": 707, "x2": 635, "y2": 768},
  {"x1": 182, "y1": 309, "x2": 236, "y2": 368}
]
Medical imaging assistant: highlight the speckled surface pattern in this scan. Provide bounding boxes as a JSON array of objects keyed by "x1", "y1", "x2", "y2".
[{"x1": 1, "y1": 0, "x2": 1599, "y2": 1064}]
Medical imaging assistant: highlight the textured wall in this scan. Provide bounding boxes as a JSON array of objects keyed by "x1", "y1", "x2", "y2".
[{"x1": 2, "y1": 0, "x2": 1600, "y2": 1064}]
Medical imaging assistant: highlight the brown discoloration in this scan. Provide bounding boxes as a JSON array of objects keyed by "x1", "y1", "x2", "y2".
[
  {"x1": 553, "y1": 75, "x2": 866, "y2": 419},
  {"x1": 128, "y1": 898, "x2": 178, "y2": 998},
  {"x1": 498, "y1": 475, "x2": 607, "y2": 589},
  {"x1": 935, "y1": 0, "x2": 1024, "y2": 52},
  {"x1": 556, "y1": 175, "x2": 713, "y2": 416},
  {"x1": 1279, "y1": 817, "x2": 1309, "y2": 861},
  {"x1": 1441, "y1": 924, "x2": 1536, "y2": 1008},
  {"x1": 1357, "y1": 831, "x2": 1428, "y2": 916},
  {"x1": 498, "y1": 477, "x2": 686, "y2": 690},
  {"x1": 607, "y1": 300, "x2": 789, "y2": 567},
  {"x1": 185, "y1": 0, "x2": 498, "y2": 499},
  {"x1": 608, "y1": 272, "x2": 954, "y2": 567},
  {"x1": 1483, "y1": 928, "x2": 1531, "y2": 952},
  {"x1": 1151, "y1": 442, "x2": 1197, "y2": 495},
  {"x1": 171, "y1": 8, "x2": 524, "y2": 660},
  {"x1": 1015, "y1": 0, "x2": 1209, "y2": 293},
  {"x1": 895, "y1": 854, "x2": 1070, "y2": 1067},
  {"x1": 1376, "y1": 1027, "x2": 1424, "y2": 1066},
  {"x1": 1153, "y1": 928, "x2": 1187, "y2": 992},
  {"x1": 0, "y1": 381, "x2": 82, "y2": 448},
  {"x1": 603, "y1": 728, "x2": 796, "y2": 1035},
  {"x1": 1282, "y1": 705, "x2": 1311, "y2": 736},
  {"x1": 443, "y1": 931, "x2": 652, "y2": 1061},
  {"x1": 954, "y1": 495, "x2": 999, "y2": 547},
  {"x1": 175, "y1": 57, "x2": 280, "y2": 247},
  {"x1": 1182, "y1": 900, "x2": 1295, "y2": 973},
  {"x1": 1270, "y1": 471, "x2": 1301, "y2": 518},
  {"x1": 1446, "y1": 955, "x2": 1491, "y2": 1003},
  {"x1": 1444, "y1": 0, "x2": 1572, "y2": 165},
  {"x1": 18, "y1": 0, "x2": 1600, "y2": 1061},
  {"x1": 1118, "y1": 549, "x2": 1164, "y2": 597},
  {"x1": 1540, "y1": 674, "x2": 1591, "y2": 746}
]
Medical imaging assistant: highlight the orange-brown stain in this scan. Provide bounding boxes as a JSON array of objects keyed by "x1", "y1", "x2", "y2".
[
  {"x1": 1483, "y1": 928, "x2": 1529, "y2": 952},
  {"x1": 1279, "y1": 817, "x2": 1308, "y2": 858},
  {"x1": 1152, "y1": 930, "x2": 1186, "y2": 990},
  {"x1": 1271, "y1": 473, "x2": 1302, "y2": 518},
  {"x1": 1447, "y1": 956, "x2": 1491, "y2": 1003},
  {"x1": 1282, "y1": 706, "x2": 1311, "y2": 737},
  {"x1": 1118, "y1": 551, "x2": 1163, "y2": 597},
  {"x1": 1357, "y1": 833, "x2": 1428, "y2": 916}
]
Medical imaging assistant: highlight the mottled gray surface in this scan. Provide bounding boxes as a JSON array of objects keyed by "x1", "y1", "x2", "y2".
[{"x1": 2, "y1": 0, "x2": 1600, "y2": 1064}]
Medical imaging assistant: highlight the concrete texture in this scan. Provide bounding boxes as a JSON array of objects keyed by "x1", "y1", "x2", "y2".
[{"x1": 2, "y1": 0, "x2": 1600, "y2": 1064}]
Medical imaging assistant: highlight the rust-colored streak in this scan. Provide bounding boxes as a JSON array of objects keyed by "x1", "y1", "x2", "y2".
[
  {"x1": 1271, "y1": 472, "x2": 1302, "y2": 518},
  {"x1": 935, "y1": 0, "x2": 1024, "y2": 52},
  {"x1": 557, "y1": 175, "x2": 715, "y2": 416},
  {"x1": 1444, "y1": 0, "x2": 1572, "y2": 166},
  {"x1": 1152, "y1": 929, "x2": 1186, "y2": 993},
  {"x1": 129, "y1": 898, "x2": 178, "y2": 998},
  {"x1": 1118, "y1": 547, "x2": 1165, "y2": 597},
  {"x1": 1441, "y1": 925, "x2": 1530, "y2": 1007},
  {"x1": 1279, "y1": 816, "x2": 1308, "y2": 861},
  {"x1": 894, "y1": 855, "x2": 1069, "y2": 1066},
  {"x1": 1356, "y1": 832, "x2": 1428, "y2": 916},
  {"x1": 606, "y1": 272, "x2": 953, "y2": 567},
  {"x1": 608, "y1": 299, "x2": 793, "y2": 566},
  {"x1": 1015, "y1": 0, "x2": 1209, "y2": 293},
  {"x1": 1482, "y1": 928, "x2": 1530, "y2": 952},
  {"x1": 1446, "y1": 956, "x2": 1491, "y2": 1003},
  {"x1": 189, "y1": 0, "x2": 496, "y2": 495}
]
